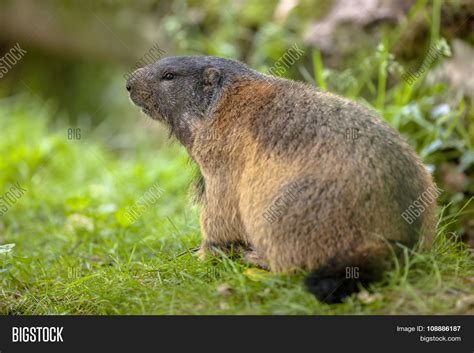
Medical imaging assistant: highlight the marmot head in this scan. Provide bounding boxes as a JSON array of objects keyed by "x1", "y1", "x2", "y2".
[{"x1": 126, "y1": 56, "x2": 257, "y2": 147}]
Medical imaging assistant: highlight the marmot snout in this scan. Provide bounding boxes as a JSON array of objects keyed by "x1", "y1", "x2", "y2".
[{"x1": 127, "y1": 56, "x2": 437, "y2": 303}]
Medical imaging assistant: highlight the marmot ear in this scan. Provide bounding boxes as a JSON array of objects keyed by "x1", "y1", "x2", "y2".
[{"x1": 203, "y1": 67, "x2": 221, "y2": 87}]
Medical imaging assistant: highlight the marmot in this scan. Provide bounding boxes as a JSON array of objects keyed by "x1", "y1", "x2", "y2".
[{"x1": 126, "y1": 56, "x2": 437, "y2": 303}]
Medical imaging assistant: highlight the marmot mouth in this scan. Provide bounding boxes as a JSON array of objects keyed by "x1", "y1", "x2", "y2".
[
  {"x1": 128, "y1": 94, "x2": 152, "y2": 117},
  {"x1": 128, "y1": 89, "x2": 152, "y2": 107}
]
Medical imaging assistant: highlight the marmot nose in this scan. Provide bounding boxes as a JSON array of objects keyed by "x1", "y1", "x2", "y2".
[{"x1": 126, "y1": 67, "x2": 147, "y2": 92}]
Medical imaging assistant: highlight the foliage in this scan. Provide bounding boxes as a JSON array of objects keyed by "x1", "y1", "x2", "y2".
[
  {"x1": 0, "y1": 0, "x2": 472, "y2": 314},
  {"x1": 0, "y1": 95, "x2": 472, "y2": 315}
]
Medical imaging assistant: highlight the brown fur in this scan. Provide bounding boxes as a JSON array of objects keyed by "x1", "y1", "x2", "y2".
[
  {"x1": 193, "y1": 78, "x2": 436, "y2": 272},
  {"x1": 127, "y1": 55, "x2": 437, "y2": 278}
]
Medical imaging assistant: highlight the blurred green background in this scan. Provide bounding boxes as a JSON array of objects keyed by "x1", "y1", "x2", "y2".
[
  {"x1": 0, "y1": 0, "x2": 472, "y2": 314},
  {"x1": 2, "y1": 0, "x2": 471, "y2": 237}
]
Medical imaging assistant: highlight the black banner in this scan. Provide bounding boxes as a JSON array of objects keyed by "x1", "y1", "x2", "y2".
[{"x1": 0, "y1": 316, "x2": 472, "y2": 352}]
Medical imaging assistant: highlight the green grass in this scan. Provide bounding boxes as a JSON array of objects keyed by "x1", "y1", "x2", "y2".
[{"x1": 0, "y1": 96, "x2": 472, "y2": 315}]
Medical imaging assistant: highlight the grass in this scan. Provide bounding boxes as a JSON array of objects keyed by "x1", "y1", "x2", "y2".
[{"x1": 0, "y1": 95, "x2": 472, "y2": 315}]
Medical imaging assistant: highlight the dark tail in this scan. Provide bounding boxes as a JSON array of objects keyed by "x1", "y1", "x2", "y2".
[{"x1": 304, "y1": 257, "x2": 383, "y2": 304}]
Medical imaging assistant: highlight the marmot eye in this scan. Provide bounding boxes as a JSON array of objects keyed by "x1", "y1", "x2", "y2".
[{"x1": 162, "y1": 72, "x2": 174, "y2": 80}]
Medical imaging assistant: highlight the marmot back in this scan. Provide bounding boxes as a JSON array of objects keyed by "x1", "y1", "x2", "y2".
[{"x1": 127, "y1": 55, "x2": 438, "y2": 303}]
